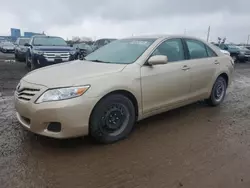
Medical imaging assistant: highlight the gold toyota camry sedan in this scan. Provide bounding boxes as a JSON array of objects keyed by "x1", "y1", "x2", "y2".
[{"x1": 15, "y1": 35, "x2": 234, "y2": 144}]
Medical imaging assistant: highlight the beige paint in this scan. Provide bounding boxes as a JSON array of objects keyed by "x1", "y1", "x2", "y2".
[{"x1": 14, "y1": 35, "x2": 234, "y2": 138}]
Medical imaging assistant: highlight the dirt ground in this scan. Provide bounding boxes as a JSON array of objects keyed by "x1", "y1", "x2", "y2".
[{"x1": 1, "y1": 52, "x2": 250, "y2": 188}]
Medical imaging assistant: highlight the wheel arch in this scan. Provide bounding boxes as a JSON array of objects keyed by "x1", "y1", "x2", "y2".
[
  {"x1": 218, "y1": 72, "x2": 229, "y2": 87},
  {"x1": 89, "y1": 89, "x2": 139, "y2": 129}
]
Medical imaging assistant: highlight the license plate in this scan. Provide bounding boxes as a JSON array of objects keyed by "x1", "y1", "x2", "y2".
[{"x1": 54, "y1": 59, "x2": 62, "y2": 63}]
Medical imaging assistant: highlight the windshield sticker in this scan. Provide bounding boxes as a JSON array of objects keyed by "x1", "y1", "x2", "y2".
[{"x1": 129, "y1": 41, "x2": 151, "y2": 46}]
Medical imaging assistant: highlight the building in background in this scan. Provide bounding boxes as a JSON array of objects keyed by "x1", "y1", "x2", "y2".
[
  {"x1": 10, "y1": 28, "x2": 21, "y2": 38},
  {"x1": 0, "y1": 28, "x2": 44, "y2": 42},
  {"x1": 24, "y1": 32, "x2": 44, "y2": 38}
]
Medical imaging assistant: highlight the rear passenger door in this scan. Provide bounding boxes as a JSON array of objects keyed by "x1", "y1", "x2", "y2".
[{"x1": 183, "y1": 38, "x2": 218, "y2": 98}]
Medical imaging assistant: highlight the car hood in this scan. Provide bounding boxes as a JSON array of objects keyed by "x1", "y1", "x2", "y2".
[
  {"x1": 33, "y1": 46, "x2": 73, "y2": 51},
  {"x1": 22, "y1": 60, "x2": 127, "y2": 88}
]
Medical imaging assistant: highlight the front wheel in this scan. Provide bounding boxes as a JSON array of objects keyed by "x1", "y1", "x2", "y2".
[
  {"x1": 30, "y1": 58, "x2": 38, "y2": 71},
  {"x1": 90, "y1": 94, "x2": 136, "y2": 144},
  {"x1": 206, "y1": 76, "x2": 227, "y2": 106}
]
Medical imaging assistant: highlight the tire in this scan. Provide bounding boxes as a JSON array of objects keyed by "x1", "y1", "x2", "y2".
[
  {"x1": 25, "y1": 54, "x2": 31, "y2": 68},
  {"x1": 14, "y1": 53, "x2": 19, "y2": 62},
  {"x1": 30, "y1": 58, "x2": 37, "y2": 71},
  {"x1": 90, "y1": 94, "x2": 136, "y2": 144},
  {"x1": 206, "y1": 76, "x2": 227, "y2": 106}
]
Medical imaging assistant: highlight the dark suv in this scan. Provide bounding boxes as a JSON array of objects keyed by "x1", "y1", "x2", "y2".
[
  {"x1": 215, "y1": 43, "x2": 250, "y2": 62},
  {"x1": 25, "y1": 35, "x2": 75, "y2": 70},
  {"x1": 14, "y1": 38, "x2": 30, "y2": 61}
]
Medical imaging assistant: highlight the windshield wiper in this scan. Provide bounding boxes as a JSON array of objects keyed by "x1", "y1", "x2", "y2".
[{"x1": 89, "y1": 59, "x2": 108, "y2": 63}]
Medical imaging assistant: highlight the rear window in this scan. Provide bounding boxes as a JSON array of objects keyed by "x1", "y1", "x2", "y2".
[{"x1": 19, "y1": 39, "x2": 30, "y2": 45}]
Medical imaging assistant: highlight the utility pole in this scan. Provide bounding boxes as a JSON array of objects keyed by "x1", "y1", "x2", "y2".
[
  {"x1": 206, "y1": 26, "x2": 210, "y2": 42},
  {"x1": 247, "y1": 34, "x2": 250, "y2": 45}
]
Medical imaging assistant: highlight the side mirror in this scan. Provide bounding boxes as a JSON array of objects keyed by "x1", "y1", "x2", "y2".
[
  {"x1": 148, "y1": 55, "x2": 168, "y2": 66},
  {"x1": 24, "y1": 43, "x2": 30, "y2": 47},
  {"x1": 70, "y1": 44, "x2": 73, "y2": 47}
]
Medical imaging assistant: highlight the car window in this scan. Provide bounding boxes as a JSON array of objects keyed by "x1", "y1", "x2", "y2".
[
  {"x1": 186, "y1": 39, "x2": 208, "y2": 59},
  {"x1": 206, "y1": 46, "x2": 217, "y2": 57},
  {"x1": 151, "y1": 38, "x2": 185, "y2": 62}
]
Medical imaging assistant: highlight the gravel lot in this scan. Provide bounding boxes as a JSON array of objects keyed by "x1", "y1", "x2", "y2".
[{"x1": 1, "y1": 52, "x2": 250, "y2": 188}]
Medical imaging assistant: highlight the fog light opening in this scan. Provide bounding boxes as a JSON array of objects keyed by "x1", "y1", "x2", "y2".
[{"x1": 47, "y1": 122, "x2": 61, "y2": 132}]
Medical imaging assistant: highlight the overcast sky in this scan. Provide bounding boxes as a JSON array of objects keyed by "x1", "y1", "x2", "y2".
[{"x1": 0, "y1": 0, "x2": 249, "y2": 43}]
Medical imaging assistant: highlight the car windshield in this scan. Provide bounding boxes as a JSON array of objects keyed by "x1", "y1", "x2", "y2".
[
  {"x1": 85, "y1": 38, "x2": 156, "y2": 64},
  {"x1": 33, "y1": 37, "x2": 67, "y2": 46},
  {"x1": 77, "y1": 43, "x2": 92, "y2": 50},
  {"x1": 19, "y1": 39, "x2": 30, "y2": 45},
  {"x1": 227, "y1": 45, "x2": 239, "y2": 50}
]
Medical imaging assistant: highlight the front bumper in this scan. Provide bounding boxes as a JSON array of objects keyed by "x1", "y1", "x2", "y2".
[
  {"x1": 238, "y1": 54, "x2": 250, "y2": 61},
  {"x1": 2, "y1": 48, "x2": 14, "y2": 52},
  {"x1": 14, "y1": 81, "x2": 99, "y2": 138},
  {"x1": 16, "y1": 50, "x2": 26, "y2": 59},
  {"x1": 33, "y1": 53, "x2": 75, "y2": 67}
]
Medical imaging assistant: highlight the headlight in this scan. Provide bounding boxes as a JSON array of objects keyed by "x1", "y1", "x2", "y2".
[
  {"x1": 240, "y1": 51, "x2": 245, "y2": 55},
  {"x1": 36, "y1": 85, "x2": 90, "y2": 103},
  {"x1": 33, "y1": 49, "x2": 44, "y2": 55}
]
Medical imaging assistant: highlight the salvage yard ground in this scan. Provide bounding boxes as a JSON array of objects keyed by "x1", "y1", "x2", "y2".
[{"x1": 1, "y1": 52, "x2": 250, "y2": 188}]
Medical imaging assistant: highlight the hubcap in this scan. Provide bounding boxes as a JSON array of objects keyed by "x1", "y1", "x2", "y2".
[
  {"x1": 214, "y1": 80, "x2": 225, "y2": 102},
  {"x1": 100, "y1": 104, "x2": 129, "y2": 136}
]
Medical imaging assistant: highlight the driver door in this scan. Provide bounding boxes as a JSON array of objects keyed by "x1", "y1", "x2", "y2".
[{"x1": 141, "y1": 38, "x2": 191, "y2": 115}]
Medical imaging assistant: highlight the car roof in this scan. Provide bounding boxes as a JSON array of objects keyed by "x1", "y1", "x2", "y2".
[
  {"x1": 122, "y1": 34, "x2": 207, "y2": 41},
  {"x1": 32, "y1": 35, "x2": 60, "y2": 38},
  {"x1": 18, "y1": 37, "x2": 30, "y2": 40}
]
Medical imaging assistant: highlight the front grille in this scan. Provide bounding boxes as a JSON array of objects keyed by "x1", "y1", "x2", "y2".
[
  {"x1": 43, "y1": 51, "x2": 70, "y2": 59},
  {"x1": 17, "y1": 87, "x2": 40, "y2": 101}
]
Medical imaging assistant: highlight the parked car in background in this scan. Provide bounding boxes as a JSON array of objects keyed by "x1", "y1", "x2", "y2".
[
  {"x1": 211, "y1": 44, "x2": 230, "y2": 56},
  {"x1": 237, "y1": 45, "x2": 250, "y2": 50},
  {"x1": 25, "y1": 35, "x2": 75, "y2": 70},
  {"x1": 14, "y1": 38, "x2": 30, "y2": 61},
  {"x1": 15, "y1": 35, "x2": 234, "y2": 144},
  {"x1": 1, "y1": 42, "x2": 15, "y2": 53},
  {"x1": 73, "y1": 42, "x2": 93, "y2": 60},
  {"x1": 215, "y1": 43, "x2": 250, "y2": 62},
  {"x1": 236, "y1": 46, "x2": 250, "y2": 62},
  {"x1": 92, "y1": 38, "x2": 116, "y2": 51}
]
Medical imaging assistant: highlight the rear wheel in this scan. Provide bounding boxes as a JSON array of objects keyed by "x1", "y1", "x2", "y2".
[
  {"x1": 206, "y1": 76, "x2": 227, "y2": 106},
  {"x1": 90, "y1": 94, "x2": 136, "y2": 144}
]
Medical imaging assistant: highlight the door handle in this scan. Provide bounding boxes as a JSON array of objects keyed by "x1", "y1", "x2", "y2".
[
  {"x1": 214, "y1": 60, "x2": 220, "y2": 65},
  {"x1": 182, "y1": 65, "x2": 190, "y2": 71}
]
